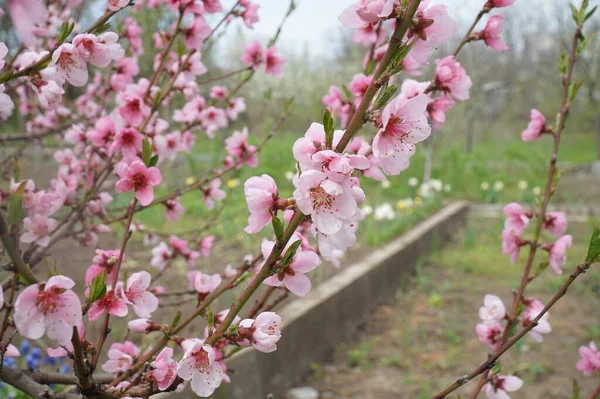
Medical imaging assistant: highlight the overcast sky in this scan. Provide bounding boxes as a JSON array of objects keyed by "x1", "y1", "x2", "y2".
[{"x1": 232, "y1": 0, "x2": 481, "y2": 55}]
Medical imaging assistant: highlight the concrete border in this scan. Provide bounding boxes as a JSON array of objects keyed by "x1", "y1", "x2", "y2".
[{"x1": 217, "y1": 201, "x2": 470, "y2": 399}]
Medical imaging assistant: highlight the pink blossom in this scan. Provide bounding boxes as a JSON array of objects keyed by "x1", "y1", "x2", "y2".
[
  {"x1": 547, "y1": 235, "x2": 573, "y2": 275},
  {"x1": 20, "y1": 214, "x2": 57, "y2": 247},
  {"x1": 407, "y1": 3, "x2": 457, "y2": 65},
  {"x1": 577, "y1": 341, "x2": 600, "y2": 376},
  {"x1": 85, "y1": 249, "x2": 121, "y2": 285},
  {"x1": 117, "y1": 91, "x2": 150, "y2": 127},
  {"x1": 241, "y1": 1, "x2": 260, "y2": 29},
  {"x1": 99, "y1": 31, "x2": 125, "y2": 60},
  {"x1": 0, "y1": 85, "x2": 14, "y2": 120},
  {"x1": 348, "y1": 73, "x2": 373, "y2": 101},
  {"x1": 338, "y1": 0, "x2": 394, "y2": 29},
  {"x1": 88, "y1": 288, "x2": 129, "y2": 321},
  {"x1": 427, "y1": 95, "x2": 455, "y2": 130},
  {"x1": 87, "y1": 116, "x2": 117, "y2": 148},
  {"x1": 13, "y1": 276, "x2": 82, "y2": 345},
  {"x1": 124, "y1": 17, "x2": 143, "y2": 56},
  {"x1": 128, "y1": 318, "x2": 154, "y2": 333},
  {"x1": 543, "y1": 211, "x2": 567, "y2": 237},
  {"x1": 72, "y1": 33, "x2": 113, "y2": 67},
  {"x1": 501, "y1": 228, "x2": 521, "y2": 264},
  {"x1": 503, "y1": 202, "x2": 529, "y2": 235},
  {"x1": 241, "y1": 40, "x2": 263, "y2": 69},
  {"x1": 353, "y1": 24, "x2": 379, "y2": 46},
  {"x1": 479, "y1": 294, "x2": 506, "y2": 324},
  {"x1": 372, "y1": 94, "x2": 431, "y2": 176},
  {"x1": 164, "y1": 197, "x2": 185, "y2": 221},
  {"x1": 483, "y1": 375, "x2": 523, "y2": 399},
  {"x1": 199, "y1": 106, "x2": 228, "y2": 137},
  {"x1": 209, "y1": 86, "x2": 227, "y2": 100},
  {"x1": 47, "y1": 323, "x2": 85, "y2": 358},
  {"x1": 3, "y1": 344, "x2": 20, "y2": 358},
  {"x1": 51, "y1": 44, "x2": 89, "y2": 87},
  {"x1": 123, "y1": 271, "x2": 158, "y2": 318},
  {"x1": 294, "y1": 170, "x2": 358, "y2": 235},
  {"x1": 7, "y1": 0, "x2": 47, "y2": 47},
  {"x1": 102, "y1": 341, "x2": 139, "y2": 374},
  {"x1": 475, "y1": 322, "x2": 503, "y2": 349},
  {"x1": 184, "y1": 17, "x2": 211, "y2": 50},
  {"x1": 225, "y1": 128, "x2": 258, "y2": 167},
  {"x1": 244, "y1": 174, "x2": 279, "y2": 234},
  {"x1": 147, "y1": 347, "x2": 178, "y2": 391},
  {"x1": 187, "y1": 271, "x2": 222, "y2": 294},
  {"x1": 169, "y1": 235, "x2": 200, "y2": 266},
  {"x1": 197, "y1": 235, "x2": 215, "y2": 258},
  {"x1": 177, "y1": 342, "x2": 224, "y2": 397},
  {"x1": 521, "y1": 297, "x2": 551, "y2": 342},
  {"x1": 115, "y1": 160, "x2": 163, "y2": 206},
  {"x1": 311, "y1": 150, "x2": 370, "y2": 183},
  {"x1": 106, "y1": 0, "x2": 129, "y2": 11},
  {"x1": 226, "y1": 97, "x2": 246, "y2": 120},
  {"x1": 521, "y1": 109, "x2": 547, "y2": 142},
  {"x1": 322, "y1": 86, "x2": 344, "y2": 113},
  {"x1": 238, "y1": 312, "x2": 282, "y2": 353},
  {"x1": 0, "y1": 42, "x2": 6, "y2": 70},
  {"x1": 292, "y1": 123, "x2": 343, "y2": 171},
  {"x1": 36, "y1": 81, "x2": 64, "y2": 110},
  {"x1": 203, "y1": 179, "x2": 226, "y2": 210},
  {"x1": 263, "y1": 46, "x2": 286, "y2": 77},
  {"x1": 151, "y1": 242, "x2": 173, "y2": 270},
  {"x1": 485, "y1": 0, "x2": 515, "y2": 8},
  {"x1": 110, "y1": 128, "x2": 143, "y2": 159},
  {"x1": 479, "y1": 15, "x2": 509, "y2": 52},
  {"x1": 263, "y1": 235, "x2": 321, "y2": 296},
  {"x1": 434, "y1": 56, "x2": 472, "y2": 101}
]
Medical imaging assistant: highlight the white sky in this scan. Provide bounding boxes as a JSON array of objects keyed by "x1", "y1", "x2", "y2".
[{"x1": 236, "y1": 0, "x2": 480, "y2": 55}]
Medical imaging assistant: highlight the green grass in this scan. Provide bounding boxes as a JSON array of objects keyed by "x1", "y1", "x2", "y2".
[{"x1": 107, "y1": 124, "x2": 597, "y2": 254}]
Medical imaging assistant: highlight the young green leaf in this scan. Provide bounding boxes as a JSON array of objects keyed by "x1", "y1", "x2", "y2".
[
  {"x1": 170, "y1": 311, "x2": 182, "y2": 330},
  {"x1": 280, "y1": 240, "x2": 302, "y2": 268},
  {"x1": 87, "y1": 270, "x2": 108, "y2": 305},
  {"x1": 149, "y1": 154, "x2": 159, "y2": 167},
  {"x1": 585, "y1": 225, "x2": 600, "y2": 264},
  {"x1": 142, "y1": 138, "x2": 153, "y2": 166},
  {"x1": 272, "y1": 217, "x2": 284, "y2": 240},
  {"x1": 323, "y1": 109, "x2": 335, "y2": 148}
]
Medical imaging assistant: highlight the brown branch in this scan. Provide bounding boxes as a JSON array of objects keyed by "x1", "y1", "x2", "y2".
[
  {"x1": 588, "y1": 381, "x2": 600, "y2": 399},
  {"x1": 92, "y1": 198, "x2": 138, "y2": 368},
  {"x1": 27, "y1": 371, "x2": 113, "y2": 385},
  {"x1": 432, "y1": 261, "x2": 594, "y2": 398},
  {"x1": 0, "y1": 212, "x2": 38, "y2": 284},
  {"x1": 0, "y1": 366, "x2": 82, "y2": 399},
  {"x1": 335, "y1": 0, "x2": 422, "y2": 152}
]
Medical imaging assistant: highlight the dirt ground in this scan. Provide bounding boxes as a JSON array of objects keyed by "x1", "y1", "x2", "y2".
[{"x1": 301, "y1": 219, "x2": 600, "y2": 399}]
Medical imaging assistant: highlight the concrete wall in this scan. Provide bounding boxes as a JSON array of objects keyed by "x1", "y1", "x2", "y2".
[{"x1": 217, "y1": 201, "x2": 470, "y2": 399}]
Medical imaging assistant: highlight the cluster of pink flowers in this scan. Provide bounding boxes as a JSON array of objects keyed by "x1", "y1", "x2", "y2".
[{"x1": 501, "y1": 202, "x2": 571, "y2": 274}]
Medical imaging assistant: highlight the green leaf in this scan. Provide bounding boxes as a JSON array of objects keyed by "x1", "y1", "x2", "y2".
[
  {"x1": 365, "y1": 59, "x2": 376, "y2": 76},
  {"x1": 272, "y1": 217, "x2": 284, "y2": 240},
  {"x1": 7, "y1": 181, "x2": 28, "y2": 224},
  {"x1": 0, "y1": 70, "x2": 14, "y2": 84},
  {"x1": 92, "y1": 22, "x2": 112, "y2": 35},
  {"x1": 170, "y1": 311, "x2": 182, "y2": 330},
  {"x1": 373, "y1": 82, "x2": 398, "y2": 111},
  {"x1": 569, "y1": 2, "x2": 580, "y2": 23},
  {"x1": 341, "y1": 85, "x2": 353, "y2": 100},
  {"x1": 571, "y1": 378, "x2": 580, "y2": 399},
  {"x1": 532, "y1": 261, "x2": 550, "y2": 279},
  {"x1": 280, "y1": 240, "x2": 302, "y2": 268},
  {"x1": 568, "y1": 81, "x2": 583, "y2": 101},
  {"x1": 149, "y1": 154, "x2": 159, "y2": 167},
  {"x1": 57, "y1": 21, "x2": 75, "y2": 43},
  {"x1": 584, "y1": 6, "x2": 597, "y2": 21},
  {"x1": 558, "y1": 53, "x2": 569, "y2": 75},
  {"x1": 207, "y1": 309, "x2": 215, "y2": 327},
  {"x1": 323, "y1": 109, "x2": 335, "y2": 148},
  {"x1": 142, "y1": 138, "x2": 153, "y2": 166},
  {"x1": 87, "y1": 270, "x2": 107, "y2": 305},
  {"x1": 585, "y1": 224, "x2": 600, "y2": 264}
]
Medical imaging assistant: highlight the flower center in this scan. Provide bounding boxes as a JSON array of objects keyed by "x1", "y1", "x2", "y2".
[
  {"x1": 131, "y1": 172, "x2": 147, "y2": 191},
  {"x1": 36, "y1": 287, "x2": 63, "y2": 315},
  {"x1": 309, "y1": 186, "x2": 334, "y2": 210}
]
